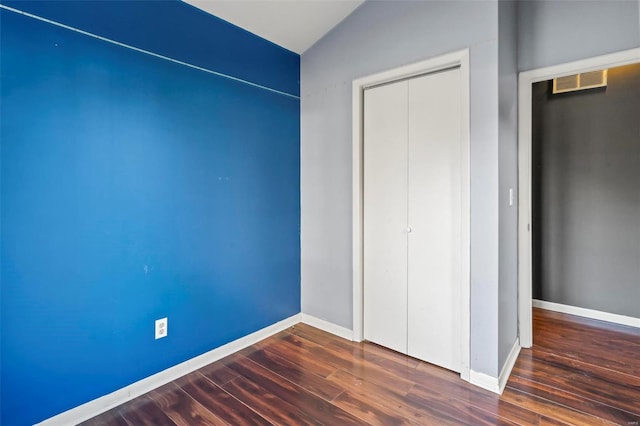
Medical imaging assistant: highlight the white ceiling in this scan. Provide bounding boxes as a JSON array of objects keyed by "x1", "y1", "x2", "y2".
[{"x1": 184, "y1": 0, "x2": 364, "y2": 54}]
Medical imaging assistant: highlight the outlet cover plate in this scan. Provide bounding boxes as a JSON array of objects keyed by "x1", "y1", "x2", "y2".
[{"x1": 155, "y1": 317, "x2": 168, "y2": 339}]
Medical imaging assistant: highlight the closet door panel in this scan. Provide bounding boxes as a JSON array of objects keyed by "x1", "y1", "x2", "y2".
[
  {"x1": 407, "y1": 68, "x2": 462, "y2": 372},
  {"x1": 363, "y1": 81, "x2": 409, "y2": 354}
]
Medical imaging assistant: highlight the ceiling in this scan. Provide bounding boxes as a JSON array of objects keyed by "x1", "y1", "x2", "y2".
[{"x1": 183, "y1": 0, "x2": 365, "y2": 54}]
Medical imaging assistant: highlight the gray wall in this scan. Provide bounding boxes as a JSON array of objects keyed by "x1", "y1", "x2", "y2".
[
  {"x1": 301, "y1": 0, "x2": 502, "y2": 376},
  {"x1": 300, "y1": 0, "x2": 640, "y2": 380},
  {"x1": 532, "y1": 64, "x2": 640, "y2": 317},
  {"x1": 518, "y1": 0, "x2": 640, "y2": 71},
  {"x1": 498, "y1": 0, "x2": 519, "y2": 370}
]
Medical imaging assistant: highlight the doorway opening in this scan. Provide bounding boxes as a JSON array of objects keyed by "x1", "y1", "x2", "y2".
[{"x1": 518, "y1": 48, "x2": 640, "y2": 348}]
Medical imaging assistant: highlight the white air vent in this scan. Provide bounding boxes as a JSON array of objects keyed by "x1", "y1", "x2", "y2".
[{"x1": 552, "y1": 70, "x2": 607, "y2": 94}]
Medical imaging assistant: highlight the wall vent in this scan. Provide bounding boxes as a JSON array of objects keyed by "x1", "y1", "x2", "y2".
[{"x1": 552, "y1": 70, "x2": 607, "y2": 94}]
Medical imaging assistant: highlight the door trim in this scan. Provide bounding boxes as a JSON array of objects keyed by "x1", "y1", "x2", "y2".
[
  {"x1": 352, "y1": 49, "x2": 471, "y2": 381},
  {"x1": 517, "y1": 48, "x2": 640, "y2": 348}
]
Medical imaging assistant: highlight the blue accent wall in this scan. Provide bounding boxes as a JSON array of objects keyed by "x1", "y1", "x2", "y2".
[
  {"x1": 2, "y1": 0, "x2": 300, "y2": 96},
  {"x1": 0, "y1": 2, "x2": 300, "y2": 424}
]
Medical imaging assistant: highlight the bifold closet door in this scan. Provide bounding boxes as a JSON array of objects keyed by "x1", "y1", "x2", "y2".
[
  {"x1": 407, "y1": 68, "x2": 462, "y2": 373},
  {"x1": 363, "y1": 67, "x2": 462, "y2": 373},
  {"x1": 363, "y1": 80, "x2": 408, "y2": 354}
]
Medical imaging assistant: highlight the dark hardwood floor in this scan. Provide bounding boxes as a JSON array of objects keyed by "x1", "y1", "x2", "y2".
[{"x1": 83, "y1": 308, "x2": 640, "y2": 425}]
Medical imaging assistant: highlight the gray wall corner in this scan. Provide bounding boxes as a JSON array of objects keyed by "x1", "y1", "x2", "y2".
[{"x1": 497, "y1": 0, "x2": 519, "y2": 370}]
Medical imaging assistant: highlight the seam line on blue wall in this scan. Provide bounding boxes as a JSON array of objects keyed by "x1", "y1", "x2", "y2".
[{"x1": 0, "y1": 4, "x2": 301, "y2": 100}]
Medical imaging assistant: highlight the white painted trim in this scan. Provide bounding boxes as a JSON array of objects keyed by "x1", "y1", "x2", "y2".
[
  {"x1": 352, "y1": 49, "x2": 471, "y2": 381},
  {"x1": 37, "y1": 314, "x2": 302, "y2": 426},
  {"x1": 517, "y1": 48, "x2": 640, "y2": 349},
  {"x1": 533, "y1": 300, "x2": 640, "y2": 329},
  {"x1": 301, "y1": 313, "x2": 354, "y2": 341},
  {"x1": 469, "y1": 370, "x2": 500, "y2": 394},
  {"x1": 517, "y1": 70, "x2": 534, "y2": 349},
  {"x1": 498, "y1": 339, "x2": 521, "y2": 394},
  {"x1": 352, "y1": 74, "x2": 364, "y2": 343}
]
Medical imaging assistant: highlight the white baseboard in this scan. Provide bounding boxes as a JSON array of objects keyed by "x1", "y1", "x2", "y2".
[
  {"x1": 469, "y1": 370, "x2": 500, "y2": 394},
  {"x1": 300, "y1": 313, "x2": 353, "y2": 341},
  {"x1": 37, "y1": 313, "x2": 302, "y2": 426},
  {"x1": 498, "y1": 339, "x2": 521, "y2": 394},
  {"x1": 533, "y1": 299, "x2": 640, "y2": 329},
  {"x1": 467, "y1": 338, "x2": 521, "y2": 395}
]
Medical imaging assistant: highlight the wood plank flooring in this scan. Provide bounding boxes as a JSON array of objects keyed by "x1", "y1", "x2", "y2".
[{"x1": 83, "y1": 308, "x2": 640, "y2": 425}]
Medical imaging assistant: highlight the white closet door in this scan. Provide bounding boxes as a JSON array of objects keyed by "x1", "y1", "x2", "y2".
[
  {"x1": 363, "y1": 80, "x2": 409, "y2": 354},
  {"x1": 407, "y1": 68, "x2": 462, "y2": 372}
]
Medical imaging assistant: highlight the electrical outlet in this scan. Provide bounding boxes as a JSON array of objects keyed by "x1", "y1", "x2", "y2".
[{"x1": 155, "y1": 317, "x2": 168, "y2": 339}]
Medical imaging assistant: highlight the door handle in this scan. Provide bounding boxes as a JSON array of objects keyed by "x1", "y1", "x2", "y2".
[{"x1": 406, "y1": 226, "x2": 413, "y2": 233}]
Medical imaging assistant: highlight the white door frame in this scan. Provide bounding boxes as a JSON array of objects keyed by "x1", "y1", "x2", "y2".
[
  {"x1": 517, "y1": 48, "x2": 640, "y2": 348},
  {"x1": 352, "y1": 49, "x2": 471, "y2": 381}
]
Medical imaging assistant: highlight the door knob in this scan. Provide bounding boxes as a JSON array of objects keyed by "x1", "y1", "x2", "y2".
[{"x1": 406, "y1": 226, "x2": 413, "y2": 233}]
